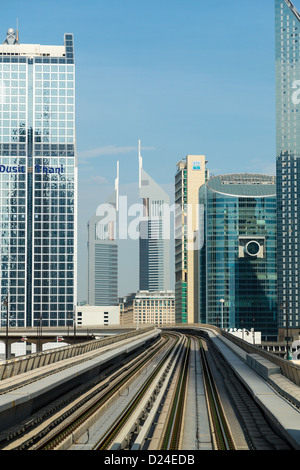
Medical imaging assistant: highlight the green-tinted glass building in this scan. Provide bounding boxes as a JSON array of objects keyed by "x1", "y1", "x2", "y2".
[
  {"x1": 199, "y1": 174, "x2": 277, "y2": 341},
  {"x1": 275, "y1": 0, "x2": 300, "y2": 337}
]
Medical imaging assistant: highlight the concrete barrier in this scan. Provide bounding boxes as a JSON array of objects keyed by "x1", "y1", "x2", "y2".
[
  {"x1": 0, "y1": 328, "x2": 154, "y2": 381},
  {"x1": 246, "y1": 353, "x2": 281, "y2": 381}
]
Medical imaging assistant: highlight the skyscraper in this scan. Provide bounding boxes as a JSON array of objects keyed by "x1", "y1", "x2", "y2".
[
  {"x1": 275, "y1": 0, "x2": 300, "y2": 339},
  {"x1": 0, "y1": 30, "x2": 77, "y2": 328},
  {"x1": 175, "y1": 155, "x2": 208, "y2": 323},
  {"x1": 87, "y1": 163, "x2": 119, "y2": 306},
  {"x1": 199, "y1": 174, "x2": 277, "y2": 341},
  {"x1": 139, "y1": 142, "x2": 170, "y2": 291}
]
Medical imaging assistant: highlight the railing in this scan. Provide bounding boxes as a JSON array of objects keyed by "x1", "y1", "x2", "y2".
[
  {"x1": 162, "y1": 323, "x2": 300, "y2": 387},
  {"x1": 220, "y1": 329, "x2": 300, "y2": 387},
  {"x1": 0, "y1": 326, "x2": 156, "y2": 381}
]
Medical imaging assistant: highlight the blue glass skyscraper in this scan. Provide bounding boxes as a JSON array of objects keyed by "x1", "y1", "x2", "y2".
[
  {"x1": 275, "y1": 0, "x2": 300, "y2": 339},
  {"x1": 0, "y1": 29, "x2": 77, "y2": 328},
  {"x1": 199, "y1": 174, "x2": 277, "y2": 341}
]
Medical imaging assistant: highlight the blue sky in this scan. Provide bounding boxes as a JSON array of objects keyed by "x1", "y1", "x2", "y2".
[{"x1": 0, "y1": 0, "x2": 280, "y2": 299}]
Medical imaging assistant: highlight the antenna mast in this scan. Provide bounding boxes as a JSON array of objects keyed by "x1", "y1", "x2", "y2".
[{"x1": 138, "y1": 139, "x2": 143, "y2": 189}]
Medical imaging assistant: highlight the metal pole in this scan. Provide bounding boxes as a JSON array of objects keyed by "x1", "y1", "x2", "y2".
[
  {"x1": 136, "y1": 299, "x2": 140, "y2": 330},
  {"x1": 73, "y1": 307, "x2": 76, "y2": 341},
  {"x1": 220, "y1": 299, "x2": 224, "y2": 329},
  {"x1": 286, "y1": 304, "x2": 289, "y2": 360},
  {"x1": 4, "y1": 295, "x2": 8, "y2": 360}
]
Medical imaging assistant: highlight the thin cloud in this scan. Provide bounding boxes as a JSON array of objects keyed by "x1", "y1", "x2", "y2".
[
  {"x1": 78, "y1": 144, "x2": 155, "y2": 163},
  {"x1": 90, "y1": 175, "x2": 110, "y2": 185}
]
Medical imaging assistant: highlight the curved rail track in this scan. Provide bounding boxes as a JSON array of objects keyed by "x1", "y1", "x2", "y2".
[
  {"x1": 0, "y1": 330, "x2": 294, "y2": 451},
  {"x1": 198, "y1": 338, "x2": 235, "y2": 450},
  {"x1": 200, "y1": 332, "x2": 293, "y2": 451},
  {"x1": 1, "y1": 333, "x2": 172, "y2": 450}
]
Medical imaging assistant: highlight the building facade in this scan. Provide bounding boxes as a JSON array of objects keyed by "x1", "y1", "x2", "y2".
[
  {"x1": 120, "y1": 290, "x2": 175, "y2": 327},
  {"x1": 87, "y1": 163, "x2": 119, "y2": 306},
  {"x1": 139, "y1": 141, "x2": 170, "y2": 292},
  {"x1": 275, "y1": 0, "x2": 300, "y2": 339},
  {"x1": 199, "y1": 174, "x2": 277, "y2": 341},
  {"x1": 75, "y1": 305, "x2": 120, "y2": 327},
  {"x1": 0, "y1": 30, "x2": 77, "y2": 328},
  {"x1": 175, "y1": 155, "x2": 208, "y2": 323}
]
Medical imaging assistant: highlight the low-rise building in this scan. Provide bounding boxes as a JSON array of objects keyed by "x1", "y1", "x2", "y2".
[
  {"x1": 120, "y1": 291, "x2": 175, "y2": 327},
  {"x1": 75, "y1": 305, "x2": 120, "y2": 326}
]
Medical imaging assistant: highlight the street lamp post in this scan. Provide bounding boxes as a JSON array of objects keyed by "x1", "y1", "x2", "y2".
[
  {"x1": 220, "y1": 299, "x2": 225, "y2": 329},
  {"x1": 286, "y1": 304, "x2": 290, "y2": 360},
  {"x1": 67, "y1": 312, "x2": 72, "y2": 340},
  {"x1": 135, "y1": 299, "x2": 140, "y2": 330},
  {"x1": 73, "y1": 306, "x2": 76, "y2": 342},
  {"x1": 37, "y1": 313, "x2": 42, "y2": 353},
  {"x1": 3, "y1": 293, "x2": 9, "y2": 360}
]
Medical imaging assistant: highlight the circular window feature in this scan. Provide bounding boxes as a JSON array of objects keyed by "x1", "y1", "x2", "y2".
[{"x1": 246, "y1": 240, "x2": 260, "y2": 257}]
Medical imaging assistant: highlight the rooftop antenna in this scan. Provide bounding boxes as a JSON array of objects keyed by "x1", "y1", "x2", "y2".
[
  {"x1": 138, "y1": 139, "x2": 142, "y2": 189},
  {"x1": 115, "y1": 160, "x2": 119, "y2": 212},
  {"x1": 16, "y1": 17, "x2": 19, "y2": 42}
]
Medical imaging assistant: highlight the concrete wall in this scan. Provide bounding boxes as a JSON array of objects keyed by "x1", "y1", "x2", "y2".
[{"x1": 76, "y1": 305, "x2": 120, "y2": 326}]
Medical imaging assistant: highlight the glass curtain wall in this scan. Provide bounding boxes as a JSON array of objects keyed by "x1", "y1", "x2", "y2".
[{"x1": 199, "y1": 175, "x2": 277, "y2": 341}]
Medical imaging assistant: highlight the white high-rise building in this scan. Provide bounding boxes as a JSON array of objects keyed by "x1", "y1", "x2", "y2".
[
  {"x1": 87, "y1": 163, "x2": 119, "y2": 306},
  {"x1": 138, "y1": 142, "x2": 170, "y2": 292},
  {"x1": 0, "y1": 29, "x2": 77, "y2": 327}
]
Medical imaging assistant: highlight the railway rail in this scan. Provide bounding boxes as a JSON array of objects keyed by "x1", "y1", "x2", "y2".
[
  {"x1": 201, "y1": 332, "x2": 293, "y2": 451},
  {"x1": 0, "y1": 330, "x2": 157, "y2": 396},
  {"x1": 0, "y1": 333, "x2": 170, "y2": 450},
  {"x1": 0, "y1": 330, "x2": 295, "y2": 451},
  {"x1": 198, "y1": 338, "x2": 235, "y2": 450},
  {"x1": 93, "y1": 333, "x2": 186, "y2": 450}
]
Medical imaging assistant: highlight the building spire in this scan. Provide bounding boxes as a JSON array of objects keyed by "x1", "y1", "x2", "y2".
[
  {"x1": 16, "y1": 18, "x2": 19, "y2": 43},
  {"x1": 115, "y1": 160, "x2": 119, "y2": 212},
  {"x1": 283, "y1": 0, "x2": 300, "y2": 21},
  {"x1": 138, "y1": 139, "x2": 143, "y2": 189}
]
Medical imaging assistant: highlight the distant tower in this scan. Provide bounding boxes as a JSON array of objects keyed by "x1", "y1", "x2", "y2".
[
  {"x1": 139, "y1": 141, "x2": 170, "y2": 291},
  {"x1": 175, "y1": 155, "x2": 208, "y2": 323},
  {"x1": 87, "y1": 162, "x2": 119, "y2": 306},
  {"x1": 275, "y1": 0, "x2": 300, "y2": 340}
]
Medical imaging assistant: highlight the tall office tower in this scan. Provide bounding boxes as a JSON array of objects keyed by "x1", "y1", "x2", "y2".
[
  {"x1": 87, "y1": 162, "x2": 119, "y2": 306},
  {"x1": 199, "y1": 174, "x2": 277, "y2": 341},
  {"x1": 175, "y1": 155, "x2": 208, "y2": 323},
  {"x1": 0, "y1": 30, "x2": 77, "y2": 328},
  {"x1": 139, "y1": 142, "x2": 170, "y2": 291},
  {"x1": 275, "y1": 0, "x2": 300, "y2": 340}
]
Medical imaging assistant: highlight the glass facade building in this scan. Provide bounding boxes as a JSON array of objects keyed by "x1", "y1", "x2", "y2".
[
  {"x1": 275, "y1": 0, "x2": 300, "y2": 334},
  {"x1": 175, "y1": 155, "x2": 209, "y2": 323},
  {"x1": 199, "y1": 174, "x2": 277, "y2": 341},
  {"x1": 87, "y1": 163, "x2": 118, "y2": 306},
  {"x1": 0, "y1": 30, "x2": 77, "y2": 328},
  {"x1": 139, "y1": 142, "x2": 170, "y2": 292}
]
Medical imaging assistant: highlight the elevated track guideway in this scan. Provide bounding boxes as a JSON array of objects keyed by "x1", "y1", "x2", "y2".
[{"x1": 0, "y1": 328, "x2": 296, "y2": 451}]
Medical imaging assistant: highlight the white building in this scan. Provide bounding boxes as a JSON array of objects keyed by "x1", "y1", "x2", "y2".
[
  {"x1": 75, "y1": 305, "x2": 120, "y2": 326},
  {"x1": 120, "y1": 290, "x2": 175, "y2": 327}
]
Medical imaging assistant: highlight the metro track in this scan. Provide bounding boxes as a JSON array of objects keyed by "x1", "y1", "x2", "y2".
[
  {"x1": 201, "y1": 332, "x2": 293, "y2": 451},
  {"x1": 0, "y1": 334, "x2": 172, "y2": 450},
  {"x1": 198, "y1": 337, "x2": 235, "y2": 450},
  {"x1": 0, "y1": 330, "x2": 294, "y2": 451}
]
